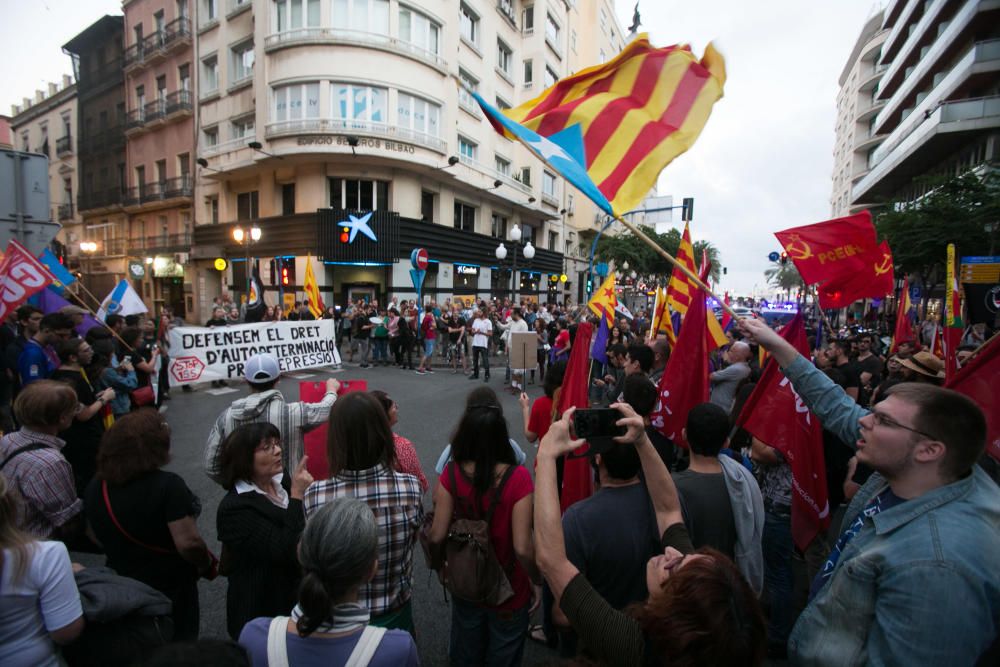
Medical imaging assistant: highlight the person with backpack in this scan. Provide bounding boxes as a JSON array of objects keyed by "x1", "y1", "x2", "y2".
[{"x1": 426, "y1": 386, "x2": 540, "y2": 667}]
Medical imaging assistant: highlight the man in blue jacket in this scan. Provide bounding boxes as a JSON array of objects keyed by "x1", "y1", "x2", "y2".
[{"x1": 739, "y1": 317, "x2": 999, "y2": 666}]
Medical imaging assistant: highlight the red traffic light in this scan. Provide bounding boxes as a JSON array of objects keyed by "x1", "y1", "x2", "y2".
[{"x1": 281, "y1": 267, "x2": 290, "y2": 285}]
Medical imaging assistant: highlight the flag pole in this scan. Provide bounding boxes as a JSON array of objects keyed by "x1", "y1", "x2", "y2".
[
  {"x1": 613, "y1": 215, "x2": 738, "y2": 320},
  {"x1": 72, "y1": 295, "x2": 136, "y2": 353}
]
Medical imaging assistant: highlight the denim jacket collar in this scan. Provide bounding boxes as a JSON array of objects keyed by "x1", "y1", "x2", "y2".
[{"x1": 869, "y1": 469, "x2": 976, "y2": 535}]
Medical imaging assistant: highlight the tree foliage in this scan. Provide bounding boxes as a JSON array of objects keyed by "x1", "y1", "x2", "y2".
[
  {"x1": 875, "y1": 171, "x2": 1000, "y2": 291},
  {"x1": 763, "y1": 262, "x2": 806, "y2": 293},
  {"x1": 581, "y1": 224, "x2": 722, "y2": 283}
]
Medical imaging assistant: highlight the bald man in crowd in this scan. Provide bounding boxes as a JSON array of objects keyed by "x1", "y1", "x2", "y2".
[{"x1": 710, "y1": 341, "x2": 752, "y2": 411}]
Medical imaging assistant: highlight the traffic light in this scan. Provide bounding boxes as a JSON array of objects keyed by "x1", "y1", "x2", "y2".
[
  {"x1": 269, "y1": 259, "x2": 277, "y2": 285},
  {"x1": 281, "y1": 266, "x2": 290, "y2": 286},
  {"x1": 586, "y1": 275, "x2": 594, "y2": 294},
  {"x1": 780, "y1": 252, "x2": 788, "y2": 266},
  {"x1": 681, "y1": 197, "x2": 694, "y2": 222}
]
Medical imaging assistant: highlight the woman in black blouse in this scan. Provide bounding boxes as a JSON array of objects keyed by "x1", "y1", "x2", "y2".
[
  {"x1": 84, "y1": 409, "x2": 217, "y2": 640},
  {"x1": 216, "y1": 423, "x2": 313, "y2": 639},
  {"x1": 534, "y1": 404, "x2": 766, "y2": 666}
]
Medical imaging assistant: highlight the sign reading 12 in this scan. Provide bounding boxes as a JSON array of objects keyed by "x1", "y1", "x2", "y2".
[{"x1": 338, "y1": 212, "x2": 377, "y2": 244}]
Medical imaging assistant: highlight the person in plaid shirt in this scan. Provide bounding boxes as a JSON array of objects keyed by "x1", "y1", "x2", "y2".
[
  {"x1": 0, "y1": 381, "x2": 84, "y2": 540},
  {"x1": 304, "y1": 392, "x2": 424, "y2": 634}
]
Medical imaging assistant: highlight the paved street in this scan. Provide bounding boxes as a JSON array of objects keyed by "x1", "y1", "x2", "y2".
[{"x1": 121, "y1": 354, "x2": 557, "y2": 664}]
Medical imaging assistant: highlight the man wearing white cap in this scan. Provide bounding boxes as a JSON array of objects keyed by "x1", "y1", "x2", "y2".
[{"x1": 204, "y1": 353, "x2": 339, "y2": 483}]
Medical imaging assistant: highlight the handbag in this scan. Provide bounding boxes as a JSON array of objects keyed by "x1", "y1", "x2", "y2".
[{"x1": 130, "y1": 385, "x2": 155, "y2": 408}]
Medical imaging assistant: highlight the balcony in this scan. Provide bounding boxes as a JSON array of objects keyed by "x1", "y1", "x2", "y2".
[
  {"x1": 263, "y1": 28, "x2": 448, "y2": 73},
  {"x1": 57, "y1": 203, "x2": 74, "y2": 221},
  {"x1": 124, "y1": 92, "x2": 192, "y2": 134},
  {"x1": 56, "y1": 135, "x2": 73, "y2": 156},
  {"x1": 124, "y1": 18, "x2": 192, "y2": 71},
  {"x1": 79, "y1": 58, "x2": 124, "y2": 88},
  {"x1": 131, "y1": 232, "x2": 192, "y2": 253},
  {"x1": 124, "y1": 176, "x2": 194, "y2": 209},
  {"x1": 265, "y1": 118, "x2": 447, "y2": 154},
  {"x1": 79, "y1": 126, "x2": 125, "y2": 155},
  {"x1": 78, "y1": 188, "x2": 124, "y2": 212},
  {"x1": 77, "y1": 237, "x2": 128, "y2": 257},
  {"x1": 852, "y1": 95, "x2": 1000, "y2": 204},
  {"x1": 199, "y1": 134, "x2": 253, "y2": 158}
]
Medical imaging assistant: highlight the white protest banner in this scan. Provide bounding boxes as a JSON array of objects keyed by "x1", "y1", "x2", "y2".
[{"x1": 166, "y1": 319, "x2": 340, "y2": 386}]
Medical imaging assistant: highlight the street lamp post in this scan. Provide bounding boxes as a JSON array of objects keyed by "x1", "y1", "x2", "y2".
[
  {"x1": 233, "y1": 225, "x2": 262, "y2": 297},
  {"x1": 495, "y1": 224, "x2": 535, "y2": 303},
  {"x1": 79, "y1": 241, "x2": 98, "y2": 295}
]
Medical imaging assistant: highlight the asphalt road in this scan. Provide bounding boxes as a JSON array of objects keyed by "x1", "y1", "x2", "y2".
[{"x1": 107, "y1": 354, "x2": 559, "y2": 665}]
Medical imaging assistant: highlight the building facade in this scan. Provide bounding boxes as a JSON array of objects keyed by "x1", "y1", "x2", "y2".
[
  {"x1": 9, "y1": 76, "x2": 82, "y2": 260},
  {"x1": 188, "y1": 0, "x2": 627, "y2": 320},
  {"x1": 122, "y1": 0, "x2": 196, "y2": 317},
  {"x1": 849, "y1": 0, "x2": 1000, "y2": 210},
  {"x1": 831, "y1": 11, "x2": 888, "y2": 217},
  {"x1": 63, "y1": 16, "x2": 129, "y2": 298}
]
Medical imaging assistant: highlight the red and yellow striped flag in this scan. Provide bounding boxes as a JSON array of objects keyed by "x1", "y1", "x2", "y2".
[
  {"x1": 498, "y1": 35, "x2": 726, "y2": 217},
  {"x1": 303, "y1": 255, "x2": 325, "y2": 319},
  {"x1": 666, "y1": 223, "x2": 698, "y2": 316}
]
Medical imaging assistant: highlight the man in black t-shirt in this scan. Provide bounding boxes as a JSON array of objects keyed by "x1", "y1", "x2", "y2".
[
  {"x1": 855, "y1": 333, "x2": 883, "y2": 407},
  {"x1": 445, "y1": 311, "x2": 467, "y2": 374},
  {"x1": 825, "y1": 339, "x2": 860, "y2": 403}
]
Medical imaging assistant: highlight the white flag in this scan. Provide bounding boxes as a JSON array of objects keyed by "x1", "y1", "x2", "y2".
[{"x1": 97, "y1": 279, "x2": 148, "y2": 321}]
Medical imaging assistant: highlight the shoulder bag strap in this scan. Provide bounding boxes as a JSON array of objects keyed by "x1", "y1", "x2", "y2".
[
  {"x1": 101, "y1": 480, "x2": 174, "y2": 555},
  {"x1": 0, "y1": 443, "x2": 50, "y2": 471},
  {"x1": 448, "y1": 461, "x2": 474, "y2": 519},
  {"x1": 485, "y1": 465, "x2": 518, "y2": 525},
  {"x1": 266, "y1": 616, "x2": 292, "y2": 667},
  {"x1": 345, "y1": 626, "x2": 387, "y2": 667}
]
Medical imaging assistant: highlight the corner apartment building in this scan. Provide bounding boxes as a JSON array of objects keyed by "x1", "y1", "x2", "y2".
[
  {"x1": 122, "y1": 0, "x2": 196, "y2": 317},
  {"x1": 831, "y1": 11, "x2": 888, "y2": 217},
  {"x1": 9, "y1": 77, "x2": 82, "y2": 259},
  {"x1": 188, "y1": 0, "x2": 626, "y2": 319},
  {"x1": 63, "y1": 16, "x2": 128, "y2": 298},
  {"x1": 849, "y1": 0, "x2": 1000, "y2": 210}
]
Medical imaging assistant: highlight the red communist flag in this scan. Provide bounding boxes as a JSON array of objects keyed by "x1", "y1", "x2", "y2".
[
  {"x1": 815, "y1": 240, "x2": 895, "y2": 308},
  {"x1": 555, "y1": 321, "x2": 595, "y2": 512},
  {"x1": 946, "y1": 334, "x2": 1000, "y2": 462},
  {"x1": 737, "y1": 313, "x2": 829, "y2": 550},
  {"x1": 650, "y1": 290, "x2": 710, "y2": 449},
  {"x1": 774, "y1": 212, "x2": 879, "y2": 286}
]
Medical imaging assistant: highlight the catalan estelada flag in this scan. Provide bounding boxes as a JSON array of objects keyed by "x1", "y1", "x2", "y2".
[
  {"x1": 588, "y1": 274, "x2": 618, "y2": 324},
  {"x1": 666, "y1": 223, "x2": 698, "y2": 316},
  {"x1": 303, "y1": 255, "x2": 326, "y2": 319},
  {"x1": 474, "y1": 35, "x2": 725, "y2": 217}
]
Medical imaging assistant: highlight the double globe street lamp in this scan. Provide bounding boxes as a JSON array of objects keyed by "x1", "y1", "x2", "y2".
[
  {"x1": 495, "y1": 224, "x2": 535, "y2": 303},
  {"x1": 233, "y1": 225, "x2": 262, "y2": 296}
]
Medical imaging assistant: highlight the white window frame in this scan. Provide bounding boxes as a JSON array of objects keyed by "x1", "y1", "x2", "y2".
[
  {"x1": 495, "y1": 155, "x2": 511, "y2": 177},
  {"x1": 229, "y1": 40, "x2": 255, "y2": 87},
  {"x1": 458, "y1": 68, "x2": 479, "y2": 113},
  {"x1": 272, "y1": 82, "x2": 321, "y2": 122},
  {"x1": 458, "y1": 135, "x2": 477, "y2": 161},
  {"x1": 544, "y1": 65, "x2": 558, "y2": 88},
  {"x1": 331, "y1": 0, "x2": 389, "y2": 34},
  {"x1": 542, "y1": 170, "x2": 557, "y2": 198},
  {"x1": 274, "y1": 0, "x2": 321, "y2": 31},
  {"x1": 497, "y1": 39, "x2": 513, "y2": 79},
  {"x1": 203, "y1": 126, "x2": 219, "y2": 147},
  {"x1": 545, "y1": 13, "x2": 560, "y2": 52},
  {"x1": 399, "y1": 5, "x2": 440, "y2": 55},
  {"x1": 200, "y1": 54, "x2": 219, "y2": 96},
  {"x1": 231, "y1": 115, "x2": 255, "y2": 140},
  {"x1": 523, "y1": 59, "x2": 533, "y2": 86},
  {"x1": 522, "y1": 5, "x2": 534, "y2": 34},
  {"x1": 397, "y1": 92, "x2": 441, "y2": 138},
  {"x1": 459, "y1": 2, "x2": 479, "y2": 47},
  {"x1": 203, "y1": 0, "x2": 218, "y2": 22}
]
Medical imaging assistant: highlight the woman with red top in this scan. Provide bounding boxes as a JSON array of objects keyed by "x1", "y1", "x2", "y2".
[
  {"x1": 552, "y1": 320, "x2": 571, "y2": 363},
  {"x1": 371, "y1": 390, "x2": 428, "y2": 492},
  {"x1": 428, "y1": 386, "x2": 540, "y2": 667}
]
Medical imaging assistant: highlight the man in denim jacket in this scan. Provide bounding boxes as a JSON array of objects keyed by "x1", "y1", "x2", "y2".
[{"x1": 740, "y1": 317, "x2": 1000, "y2": 666}]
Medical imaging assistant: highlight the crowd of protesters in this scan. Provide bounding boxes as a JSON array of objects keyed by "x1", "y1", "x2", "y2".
[{"x1": 1, "y1": 285, "x2": 999, "y2": 667}]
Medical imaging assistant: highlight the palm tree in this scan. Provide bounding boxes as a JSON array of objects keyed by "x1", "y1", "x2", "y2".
[{"x1": 763, "y1": 263, "x2": 805, "y2": 301}]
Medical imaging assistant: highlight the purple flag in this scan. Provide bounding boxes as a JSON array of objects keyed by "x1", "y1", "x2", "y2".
[
  {"x1": 591, "y1": 312, "x2": 610, "y2": 365},
  {"x1": 36, "y1": 288, "x2": 101, "y2": 336}
]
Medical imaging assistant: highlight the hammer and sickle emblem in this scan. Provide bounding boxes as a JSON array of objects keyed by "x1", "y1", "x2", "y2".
[
  {"x1": 786, "y1": 233, "x2": 813, "y2": 261},
  {"x1": 873, "y1": 253, "x2": 892, "y2": 276}
]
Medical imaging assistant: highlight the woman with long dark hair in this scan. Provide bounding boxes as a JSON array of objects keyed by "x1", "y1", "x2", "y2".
[
  {"x1": 216, "y1": 423, "x2": 312, "y2": 639},
  {"x1": 303, "y1": 392, "x2": 423, "y2": 633},
  {"x1": 428, "y1": 386, "x2": 540, "y2": 666}
]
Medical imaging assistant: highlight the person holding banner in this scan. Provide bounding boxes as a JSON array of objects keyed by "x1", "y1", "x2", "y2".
[
  {"x1": 205, "y1": 354, "x2": 339, "y2": 484},
  {"x1": 738, "y1": 316, "x2": 1000, "y2": 665}
]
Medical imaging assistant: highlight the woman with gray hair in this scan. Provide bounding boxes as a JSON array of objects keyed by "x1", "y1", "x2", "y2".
[{"x1": 237, "y1": 497, "x2": 419, "y2": 666}]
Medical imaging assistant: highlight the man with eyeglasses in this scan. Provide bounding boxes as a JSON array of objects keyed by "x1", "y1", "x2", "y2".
[{"x1": 739, "y1": 317, "x2": 999, "y2": 666}]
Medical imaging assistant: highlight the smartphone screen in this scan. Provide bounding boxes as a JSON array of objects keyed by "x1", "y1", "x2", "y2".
[{"x1": 573, "y1": 408, "x2": 626, "y2": 441}]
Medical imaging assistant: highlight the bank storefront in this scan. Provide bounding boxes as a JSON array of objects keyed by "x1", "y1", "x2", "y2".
[{"x1": 191, "y1": 208, "x2": 565, "y2": 318}]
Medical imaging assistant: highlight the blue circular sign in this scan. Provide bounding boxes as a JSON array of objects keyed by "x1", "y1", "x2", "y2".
[{"x1": 768, "y1": 251, "x2": 781, "y2": 262}]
